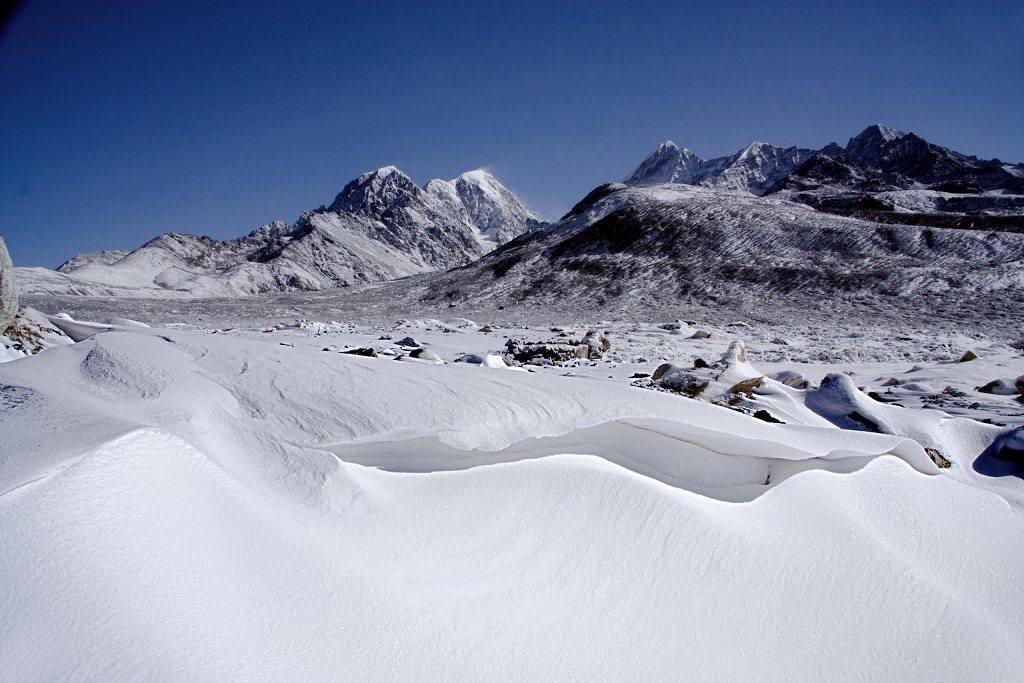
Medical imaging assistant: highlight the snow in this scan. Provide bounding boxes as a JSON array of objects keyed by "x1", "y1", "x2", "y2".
[{"x1": 2, "y1": 307, "x2": 1023, "y2": 679}]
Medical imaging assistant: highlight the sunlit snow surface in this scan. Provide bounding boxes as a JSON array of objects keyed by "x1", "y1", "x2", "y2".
[{"x1": 2, "y1": 312, "x2": 1023, "y2": 680}]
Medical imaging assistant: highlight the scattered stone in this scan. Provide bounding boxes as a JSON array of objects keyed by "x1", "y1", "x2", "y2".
[
  {"x1": 989, "y1": 427, "x2": 1024, "y2": 464},
  {"x1": 630, "y1": 372, "x2": 650, "y2": 379},
  {"x1": 729, "y1": 377, "x2": 764, "y2": 396},
  {"x1": 753, "y1": 410, "x2": 784, "y2": 424},
  {"x1": 977, "y1": 379, "x2": 1019, "y2": 395},
  {"x1": 693, "y1": 358, "x2": 709, "y2": 369},
  {"x1": 651, "y1": 363, "x2": 709, "y2": 397},
  {"x1": 882, "y1": 378, "x2": 900, "y2": 386},
  {"x1": 396, "y1": 336, "x2": 420, "y2": 348},
  {"x1": 480, "y1": 325, "x2": 493, "y2": 333},
  {"x1": 689, "y1": 330, "x2": 711, "y2": 339},
  {"x1": 343, "y1": 347, "x2": 378, "y2": 357},
  {"x1": 1016, "y1": 376, "x2": 1024, "y2": 395},
  {"x1": 959, "y1": 351, "x2": 978, "y2": 362},
  {"x1": 651, "y1": 363, "x2": 673, "y2": 381},
  {"x1": 770, "y1": 371, "x2": 809, "y2": 389},
  {"x1": 581, "y1": 330, "x2": 611, "y2": 358},
  {"x1": 509, "y1": 342, "x2": 588, "y2": 364},
  {"x1": 409, "y1": 348, "x2": 442, "y2": 362}
]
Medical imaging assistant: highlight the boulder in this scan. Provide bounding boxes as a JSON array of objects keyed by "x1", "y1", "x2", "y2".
[
  {"x1": 0, "y1": 235, "x2": 17, "y2": 330},
  {"x1": 770, "y1": 370, "x2": 809, "y2": 389},
  {"x1": 977, "y1": 379, "x2": 1019, "y2": 396},
  {"x1": 343, "y1": 347, "x2": 378, "y2": 357},
  {"x1": 581, "y1": 330, "x2": 610, "y2": 358}
]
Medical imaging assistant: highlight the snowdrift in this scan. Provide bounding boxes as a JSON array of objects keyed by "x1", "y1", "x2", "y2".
[{"x1": 2, "y1": 325, "x2": 1023, "y2": 680}]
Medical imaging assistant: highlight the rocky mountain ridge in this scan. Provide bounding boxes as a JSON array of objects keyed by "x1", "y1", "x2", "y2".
[
  {"x1": 24, "y1": 167, "x2": 543, "y2": 298},
  {"x1": 627, "y1": 125, "x2": 1024, "y2": 227}
]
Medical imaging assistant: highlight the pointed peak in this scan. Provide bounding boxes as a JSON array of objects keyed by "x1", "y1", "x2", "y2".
[
  {"x1": 329, "y1": 165, "x2": 420, "y2": 213},
  {"x1": 359, "y1": 165, "x2": 412, "y2": 181},
  {"x1": 456, "y1": 169, "x2": 497, "y2": 185},
  {"x1": 855, "y1": 124, "x2": 907, "y2": 143},
  {"x1": 657, "y1": 140, "x2": 680, "y2": 151}
]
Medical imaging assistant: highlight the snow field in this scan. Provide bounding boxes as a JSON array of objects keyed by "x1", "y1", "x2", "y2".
[{"x1": 1, "y1": 319, "x2": 1023, "y2": 680}]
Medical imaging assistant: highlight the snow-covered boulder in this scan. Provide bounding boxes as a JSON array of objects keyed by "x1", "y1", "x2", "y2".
[{"x1": 0, "y1": 235, "x2": 17, "y2": 330}]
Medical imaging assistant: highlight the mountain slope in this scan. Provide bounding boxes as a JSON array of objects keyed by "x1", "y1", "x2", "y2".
[
  {"x1": 417, "y1": 182, "x2": 1024, "y2": 318},
  {"x1": 19, "y1": 168, "x2": 544, "y2": 298}
]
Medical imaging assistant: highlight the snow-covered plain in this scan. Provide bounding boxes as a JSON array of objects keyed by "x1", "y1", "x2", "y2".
[{"x1": 2, "y1": 305, "x2": 1023, "y2": 680}]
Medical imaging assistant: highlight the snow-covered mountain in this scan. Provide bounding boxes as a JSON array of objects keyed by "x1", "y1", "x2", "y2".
[
  {"x1": 626, "y1": 140, "x2": 817, "y2": 194},
  {"x1": 627, "y1": 125, "x2": 1024, "y2": 226},
  {"x1": 20, "y1": 168, "x2": 543, "y2": 298},
  {"x1": 416, "y1": 182, "x2": 1024, "y2": 321}
]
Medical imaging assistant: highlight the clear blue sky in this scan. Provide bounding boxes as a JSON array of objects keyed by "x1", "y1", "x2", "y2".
[{"x1": 2, "y1": 0, "x2": 1022, "y2": 267}]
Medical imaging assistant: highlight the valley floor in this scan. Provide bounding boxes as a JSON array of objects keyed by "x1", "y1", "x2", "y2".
[{"x1": 2, "y1": 297, "x2": 1023, "y2": 680}]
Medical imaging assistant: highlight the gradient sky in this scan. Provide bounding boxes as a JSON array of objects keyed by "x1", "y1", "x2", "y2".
[{"x1": 1, "y1": 0, "x2": 1022, "y2": 267}]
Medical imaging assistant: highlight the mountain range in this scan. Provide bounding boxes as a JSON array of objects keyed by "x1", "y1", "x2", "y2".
[
  {"x1": 627, "y1": 124, "x2": 1024, "y2": 227},
  {"x1": 15, "y1": 124, "x2": 1024, "y2": 313},
  {"x1": 18, "y1": 168, "x2": 544, "y2": 298}
]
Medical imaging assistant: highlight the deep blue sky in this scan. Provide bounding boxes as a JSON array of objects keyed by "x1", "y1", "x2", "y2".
[{"x1": 2, "y1": 0, "x2": 1022, "y2": 267}]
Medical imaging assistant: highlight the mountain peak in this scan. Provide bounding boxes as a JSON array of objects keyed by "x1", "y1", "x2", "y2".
[
  {"x1": 737, "y1": 141, "x2": 774, "y2": 159},
  {"x1": 328, "y1": 166, "x2": 420, "y2": 214},
  {"x1": 850, "y1": 124, "x2": 907, "y2": 145},
  {"x1": 457, "y1": 169, "x2": 498, "y2": 185},
  {"x1": 626, "y1": 141, "x2": 704, "y2": 184}
]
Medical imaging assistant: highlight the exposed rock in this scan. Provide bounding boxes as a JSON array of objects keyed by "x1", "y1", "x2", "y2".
[
  {"x1": 693, "y1": 358, "x2": 709, "y2": 369},
  {"x1": 959, "y1": 351, "x2": 978, "y2": 363},
  {"x1": 409, "y1": 348, "x2": 442, "y2": 363},
  {"x1": 729, "y1": 377, "x2": 765, "y2": 396},
  {"x1": 925, "y1": 448, "x2": 952, "y2": 469},
  {"x1": 770, "y1": 371, "x2": 809, "y2": 389},
  {"x1": 723, "y1": 340, "x2": 747, "y2": 364},
  {"x1": 509, "y1": 342, "x2": 588, "y2": 365},
  {"x1": 753, "y1": 409, "x2": 784, "y2": 424},
  {"x1": 343, "y1": 347, "x2": 378, "y2": 357},
  {"x1": 581, "y1": 330, "x2": 611, "y2": 358},
  {"x1": 690, "y1": 330, "x2": 711, "y2": 339},
  {"x1": 0, "y1": 235, "x2": 17, "y2": 330},
  {"x1": 1016, "y1": 376, "x2": 1024, "y2": 395},
  {"x1": 977, "y1": 379, "x2": 1019, "y2": 396},
  {"x1": 650, "y1": 363, "x2": 710, "y2": 397}
]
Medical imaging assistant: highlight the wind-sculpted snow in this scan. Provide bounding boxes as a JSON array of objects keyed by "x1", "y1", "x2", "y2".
[{"x1": 1, "y1": 323, "x2": 1023, "y2": 679}]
